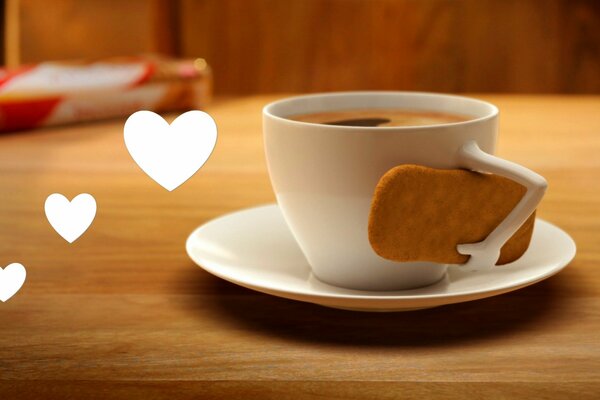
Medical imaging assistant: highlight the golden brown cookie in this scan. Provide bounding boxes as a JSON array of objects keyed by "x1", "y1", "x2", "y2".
[{"x1": 368, "y1": 164, "x2": 536, "y2": 265}]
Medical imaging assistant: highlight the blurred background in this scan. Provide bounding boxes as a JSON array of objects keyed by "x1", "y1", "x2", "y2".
[{"x1": 2, "y1": 0, "x2": 599, "y2": 96}]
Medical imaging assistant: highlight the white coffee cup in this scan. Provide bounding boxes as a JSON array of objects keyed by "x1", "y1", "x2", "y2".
[{"x1": 263, "y1": 92, "x2": 546, "y2": 291}]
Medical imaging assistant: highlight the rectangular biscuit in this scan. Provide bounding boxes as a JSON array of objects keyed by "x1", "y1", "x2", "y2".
[{"x1": 368, "y1": 164, "x2": 536, "y2": 265}]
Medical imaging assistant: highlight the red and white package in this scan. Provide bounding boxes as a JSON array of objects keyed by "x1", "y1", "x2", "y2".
[{"x1": 0, "y1": 56, "x2": 212, "y2": 132}]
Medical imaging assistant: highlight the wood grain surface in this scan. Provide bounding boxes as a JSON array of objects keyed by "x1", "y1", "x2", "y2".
[
  {"x1": 179, "y1": 0, "x2": 600, "y2": 94},
  {"x1": 6, "y1": 0, "x2": 600, "y2": 94},
  {"x1": 5, "y1": 0, "x2": 176, "y2": 66},
  {"x1": 0, "y1": 95, "x2": 599, "y2": 399}
]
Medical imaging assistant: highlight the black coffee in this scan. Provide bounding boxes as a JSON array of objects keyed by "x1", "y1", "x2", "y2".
[{"x1": 289, "y1": 108, "x2": 471, "y2": 127}]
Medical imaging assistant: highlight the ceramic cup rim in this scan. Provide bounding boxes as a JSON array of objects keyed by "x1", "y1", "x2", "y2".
[{"x1": 263, "y1": 90, "x2": 499, "y2": 131}]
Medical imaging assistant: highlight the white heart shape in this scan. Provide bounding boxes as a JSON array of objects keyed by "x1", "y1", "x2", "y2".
[
  {"x1": 0, "y1": 263, "x2": 26, "y2": 302},
  {"x1": 124, "y1": 110, "x2": 217, "y2": 191},
  {"x1": 45, "y1": 193, "x2": 97, "y2": 243}
]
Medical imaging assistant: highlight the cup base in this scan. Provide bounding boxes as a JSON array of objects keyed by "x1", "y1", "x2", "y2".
[{"x1": 310, "y1": 262, "x2": 449, "y2": 292}]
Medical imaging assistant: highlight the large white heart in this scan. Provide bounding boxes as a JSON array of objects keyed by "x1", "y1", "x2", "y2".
[
  {"x1": 0, "y1": 263, "x2": 26, "y2": 302},
  {"x1": 45, "y1": 193, "x2": 97, "y2": 243},
  {"x1": 124, "y1": 110, "x2": 218, "y2": 191}
]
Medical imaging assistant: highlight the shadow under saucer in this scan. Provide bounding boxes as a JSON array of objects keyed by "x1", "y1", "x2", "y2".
[{"x1": 177, "y1": 264, "x2": 576, "y2": 348}]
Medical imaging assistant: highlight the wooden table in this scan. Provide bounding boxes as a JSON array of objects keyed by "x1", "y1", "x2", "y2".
[{"x1": 0, "y1": 95, "x2": 598, "y2": 399}]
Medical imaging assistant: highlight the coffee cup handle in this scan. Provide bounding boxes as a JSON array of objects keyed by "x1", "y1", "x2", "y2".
[{"x1": 455, "y1": 140, "x2": 548, "y2": 270}]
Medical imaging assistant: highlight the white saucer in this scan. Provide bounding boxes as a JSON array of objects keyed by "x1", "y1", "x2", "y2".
[{"x1": 186, "y1": 204, "x2": 576, "y2": 312}]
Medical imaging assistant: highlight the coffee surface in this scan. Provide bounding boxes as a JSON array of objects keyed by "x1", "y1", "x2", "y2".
[{"x1": 289, "y1": 108, "x2": 471, "y2": 127}]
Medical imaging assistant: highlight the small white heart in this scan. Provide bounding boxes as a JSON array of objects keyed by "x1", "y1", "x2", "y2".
[
  {"x1": 124, "y1": 110, "x2": 217, "y2": 191},
  {"x1": 45, "y1": 193, "x2": 97, "y2": 243},
  {"x1": 0, "y1": 263, "x2": 26, "y2": 302}
]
